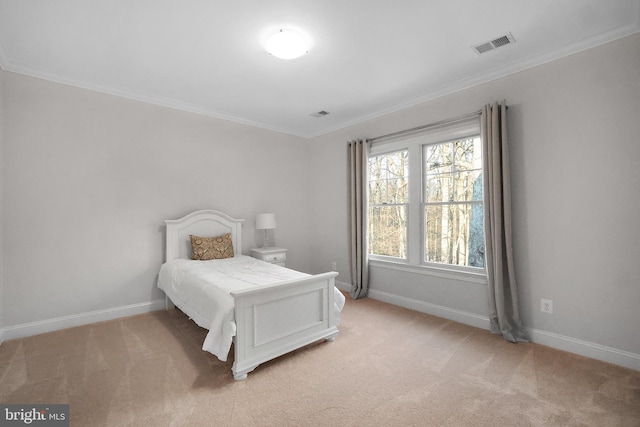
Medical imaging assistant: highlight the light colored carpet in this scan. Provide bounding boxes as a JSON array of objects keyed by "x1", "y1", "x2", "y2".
[{"x1": 1, "y1": 294, "x2": 639, "y2": 426}]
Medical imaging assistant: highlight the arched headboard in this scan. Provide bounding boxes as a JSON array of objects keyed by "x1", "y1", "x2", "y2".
[{"x1": 165, "y1": 210, "x2": 245, "y2": 261}]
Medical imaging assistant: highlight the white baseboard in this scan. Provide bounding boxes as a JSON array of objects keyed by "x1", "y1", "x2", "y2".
[
  {"x1": 366, "y1": 288, "x2": 640, "y2": 372},
  {"x1": 335, "y1": 280, "x2": 351, "y2": 294},
  {"x1": 2, "y1": 290, "x2": 639, "y2": 372},
  {"x1": 527, "y1": 327, "x2": 640, "y2": 372},
  {"x1": 0, "y1": 299, "x2": 166, "y2": 343},
  {"x1": 368, "y1": 289, "x2": 491, "y2": 331}
]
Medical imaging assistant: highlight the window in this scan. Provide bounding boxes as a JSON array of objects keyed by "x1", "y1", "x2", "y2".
[
  {"x1": 368, "y1": 150, "x2": 409, "y2": 259},
  {"x1": 423, "y1": 137, "x2": 484, "y2": 268},
  {"x1": 367, "y1": 119, "x2": 484, "y2": 276}
]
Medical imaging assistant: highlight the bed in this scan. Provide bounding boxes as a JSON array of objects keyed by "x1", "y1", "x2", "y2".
[{"x1": 157, "y1": 209, "x2": 345, "y2": 380}]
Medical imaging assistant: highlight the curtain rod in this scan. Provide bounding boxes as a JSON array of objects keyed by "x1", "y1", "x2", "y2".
[{"x1": 367, "y1": 109, "x2": 482, "y2": 144}]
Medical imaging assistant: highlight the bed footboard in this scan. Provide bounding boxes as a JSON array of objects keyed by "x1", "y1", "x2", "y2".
[{"x1": 230, "y1": 271, "x2": 339, "y2": 380}]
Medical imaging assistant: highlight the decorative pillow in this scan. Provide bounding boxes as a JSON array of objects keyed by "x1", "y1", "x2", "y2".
[{"x1": 190, "y1": 233, "x2": 234, "y2": 260}]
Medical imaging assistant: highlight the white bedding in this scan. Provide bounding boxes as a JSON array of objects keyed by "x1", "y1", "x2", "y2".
[{"x1": 157, "y1": 255, "x2": 345, "y2": 361}]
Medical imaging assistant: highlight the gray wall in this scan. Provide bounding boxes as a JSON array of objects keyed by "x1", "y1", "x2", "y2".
[
  {"x1": 309, "y1": 33, "x2": 640, "y2": 358},
  {"x1": 2, "y1": 71, "x2": 311, "y2": 327},
  {"x1": 1, "y1": 33, "x2": 638, "y2": 367}
]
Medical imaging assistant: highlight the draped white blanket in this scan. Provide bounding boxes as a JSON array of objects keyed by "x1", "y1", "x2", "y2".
[{"x1": 157, "y1": 255, "x2": 345, "y2": 361}]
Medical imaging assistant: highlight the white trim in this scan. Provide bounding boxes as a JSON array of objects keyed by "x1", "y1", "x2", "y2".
[
  {"x1": 307, "y1": 20, "x2": 640, "y2": 139},
  {"x1": 369, "y1": 259, "x2": 487, "y2": 285},
  {"x1": 0, "y1": 60, "x2": 306, "y2": 138},
  {"x1": 527, "y1": 327, "x2": 640, "y2": 372},
  {"x1": 366, "y1": 288, "x2": 640, "y2": 372},
  {"x1": 0, "y1": 299, "x2": 166, "y2": 342},
  {"x1": 368, "y1": 289, "x2": 491, "y2": 330},
  {"x1": 2, "y1": 290, "x2": 639, "y2": 372},
  {"x1": 1, "y1": 20, "x2": 637, "y2": 140},
  {"x1": 335, "y1": 280, "x2": 351, "y2": 293},
  {"x1": 368, "y1": 123, "x2": 486, "y2": 279}
]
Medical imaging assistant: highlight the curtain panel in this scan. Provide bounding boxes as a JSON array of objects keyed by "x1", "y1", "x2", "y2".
[
  {"x1": 482, "y1": 101, "x2": 529, "y2": 343},
  {"x1": 348, "y1": 140, "x2": 369, "y2": 299}
]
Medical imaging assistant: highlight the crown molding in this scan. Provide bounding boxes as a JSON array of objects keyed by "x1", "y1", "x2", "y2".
[
  {"x1": 308, "y1": 19, "x2": 640, "y2": 139},
  {"x1": 2, "y1": 15, "x2": 638, "y2": 140},
  {"x1": 0, "y1": 56, "x2": 308, "y2": 139}
]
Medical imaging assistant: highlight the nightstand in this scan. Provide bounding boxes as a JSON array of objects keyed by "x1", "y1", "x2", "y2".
[{"x1": 250, "y1": 247, "x2": 287, "y2": 267}]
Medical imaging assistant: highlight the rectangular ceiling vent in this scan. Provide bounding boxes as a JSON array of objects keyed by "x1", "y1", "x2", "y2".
[
  {"x1": 473, "y1": 32, "x2": 516, "y2": 55},
  {"x1": 310, "y1": 110, "x2": 330, "y2": 118}
]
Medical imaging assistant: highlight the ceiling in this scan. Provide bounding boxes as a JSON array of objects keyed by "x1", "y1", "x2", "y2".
[{"x1": 1, "y1": 1, "x2": 638, "y2": 138}]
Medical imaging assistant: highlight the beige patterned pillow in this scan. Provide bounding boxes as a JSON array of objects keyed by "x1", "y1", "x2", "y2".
[{"x1": 190, "y1": 233, "x2": 234, "y2": 260}]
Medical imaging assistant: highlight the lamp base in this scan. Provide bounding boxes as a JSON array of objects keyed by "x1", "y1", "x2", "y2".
[{"x1": 262, "y1": 230, "x2": 269, "y2": 249}]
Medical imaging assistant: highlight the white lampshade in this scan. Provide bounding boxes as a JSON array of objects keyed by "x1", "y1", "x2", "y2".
[
  {"x1": 265, "y1": 29, "x2": 309, "y2": 60},
  {"x1": 256, "y1": 213, "x2": 276, "y2": 230}
]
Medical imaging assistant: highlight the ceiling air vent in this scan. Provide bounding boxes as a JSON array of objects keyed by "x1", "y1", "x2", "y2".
[
  {"x1": 473, "y1": 32, "x2": 515, "y2": 55},
  {"x1": 310, "y1": 110, "x2": 330, "y2": 118}
]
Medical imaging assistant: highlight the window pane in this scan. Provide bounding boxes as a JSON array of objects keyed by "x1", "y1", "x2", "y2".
[
  {"x1": 455, "y1": 170, "x2": 483, "y2": 201},
  {"x1": 369, "y1": 150, "x2": 408, "y2": 204},
  {"x1": 425, "y1": 203, "x2": 484, "y2": 267},
  {"x1": 454, "y1": 137, "x2": 482, "y2": 171},
  {"x1": 425, "y1": 144, "x2": 453, "y2": 174},
  {"x1": 425, "y1": 204, "x2": 446, "y2": 263},
  {"x1": 453, "y1": 137, "x2": 483, "y2": 202},
  {"x1": 425, "y1": 174, "x2": 453, "y2": 203},
  {"x1": 368, "y1": 205, "x2": 407, "y2": 259},
  {"x1": 369, "y1": 180, "x2": 384, "y2": 204},
  {"x1": 423, "y1": 135, "x2": 484, "y2": 269},
  {"x1": 386, "y1": 177, "x2": 409, "y2": 203},
  {"x1": 468, "y1": 202, "x2": 485, "y2": 268}
]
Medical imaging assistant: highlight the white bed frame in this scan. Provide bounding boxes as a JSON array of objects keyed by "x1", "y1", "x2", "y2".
[{"x1": 164, "y1": 209, "x2": 339, "y2": 380}]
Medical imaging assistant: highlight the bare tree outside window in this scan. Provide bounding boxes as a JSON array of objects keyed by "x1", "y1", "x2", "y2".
[
  {"x1": 366, "y1": 119, "x2": 483, "y2": 273},
  {"x1": 368, "y1": 150, "x2": 409, "y2": 258},
  {"x1": 423, "y1": 137, "x2": 484, "y2": 268}
]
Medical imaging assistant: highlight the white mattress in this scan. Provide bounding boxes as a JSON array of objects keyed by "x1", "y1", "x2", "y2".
[{"x1": 157, "y1": 255, "x2": 345, "y2": 361}]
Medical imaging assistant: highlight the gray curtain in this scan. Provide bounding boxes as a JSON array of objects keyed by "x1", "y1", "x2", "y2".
[
  {"x1": 482, "y1": 102, "x2": 529, "y2": 343},
  {"x1": 348, "y1": 140, "x2": 369, "y2": 299}
]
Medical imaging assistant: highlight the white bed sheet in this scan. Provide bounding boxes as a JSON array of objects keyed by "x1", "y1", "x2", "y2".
[{"x1": 157, "y1": 255, "x2": 345, "y2": 361}]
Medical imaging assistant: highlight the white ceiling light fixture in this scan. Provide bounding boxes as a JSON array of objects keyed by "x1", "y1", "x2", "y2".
[{"x1": 265, "y1": 29, "x2": 309, "y2": 60}]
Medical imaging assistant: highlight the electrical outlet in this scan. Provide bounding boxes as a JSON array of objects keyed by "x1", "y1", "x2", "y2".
[
  {"x1": 331, "y1": 262, "x2": 337, "y2": 270},
  {"x1": 541, "y1": 298, "x2": 553, "y2": 314}
]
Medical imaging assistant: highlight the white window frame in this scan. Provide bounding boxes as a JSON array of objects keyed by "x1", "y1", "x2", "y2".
[
  {"x1": 368, "y1": 118, "x2": 486, "y2": 284},
  {"x1": 367, "y1": 148, "x2": 410, "y2": 262}
]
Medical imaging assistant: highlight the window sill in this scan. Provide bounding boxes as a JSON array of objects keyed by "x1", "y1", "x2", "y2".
[{"x1": 369, "y1": 259, "x2": 487, "y2": 285}]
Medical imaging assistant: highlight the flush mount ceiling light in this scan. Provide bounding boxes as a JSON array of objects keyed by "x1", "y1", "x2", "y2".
[{"x1": 265, "y1": 29, "x2": 309, "y2": 60}]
